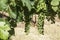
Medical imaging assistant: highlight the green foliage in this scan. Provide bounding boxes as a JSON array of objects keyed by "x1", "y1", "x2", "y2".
[
  {"x1": 0, "y1": 0, "x2": 8, "y2": 11},
  {"x1": 0, "y1": 0, "x2": 60, "y2": 38},
  {"x1": 7, "y1": 6, "x2": 16, "y2": 19},
  {"x1": 21, "y1": 0, "x2": 32, "y2": 11},
  {"x1": 0, "y1": 21, "x2": 10, "y2": 40},
  {"x1": 51, "y1": 0, "x2": 59, "y2": 5}
]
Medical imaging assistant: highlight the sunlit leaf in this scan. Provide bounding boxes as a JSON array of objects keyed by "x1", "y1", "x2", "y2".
[
  {"x1": 51, "y1": 0, "x2": 59, "y2": 5},
  {"x1": 0, "y1": 21, "x2": 10, "y2": 40}
]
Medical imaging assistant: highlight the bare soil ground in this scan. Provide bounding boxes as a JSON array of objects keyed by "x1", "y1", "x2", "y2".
[
  {"x1": 10, "y1": 16, "x2": 60, "y2": 40},
  {"x1": 0, "y1": 11, "x2": 60, "y2": 40}
]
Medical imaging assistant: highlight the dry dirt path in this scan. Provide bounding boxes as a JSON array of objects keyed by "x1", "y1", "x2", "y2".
[{"x1": 11, "y1": 17, "x2": 60, "y2": 40}]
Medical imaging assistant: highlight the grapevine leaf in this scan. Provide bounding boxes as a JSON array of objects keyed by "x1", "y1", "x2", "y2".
[
  {"x1": 0, "y1": 0, "x2": 8, "y2": 11},
  {"x1": 0, "y1": 29, "x2": 9, "y2": 40},
  {"x1": 7, "y1": 6, "x2": 16, "y2": 19},
  {"x1": 21, "y1": 0, "x2": 32, "y2": 11},
  {"x1": 0, "y1": 21, "x2": 10, "y2": 40},
  {"x1": 51, "y1": 0, "x2": 59, "y2": 5}
]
